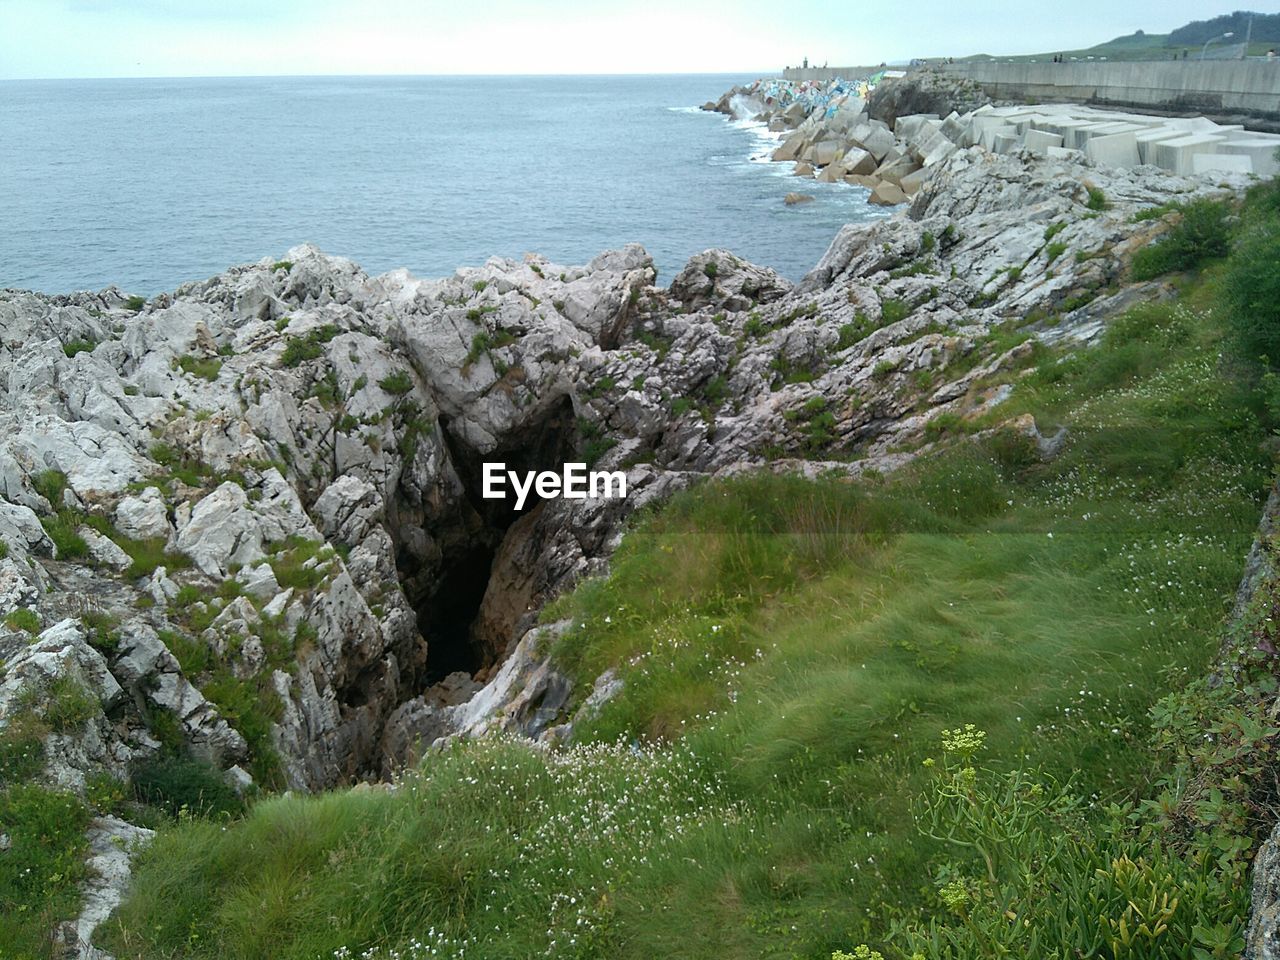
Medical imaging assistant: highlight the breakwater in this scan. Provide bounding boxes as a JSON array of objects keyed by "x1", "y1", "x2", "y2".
[{"x1": 784, "y1": 61, "x2": 1280, "y2": 131}]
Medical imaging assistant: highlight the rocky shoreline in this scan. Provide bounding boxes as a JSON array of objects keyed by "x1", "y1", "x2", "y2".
[
  {"x1": 705, "y1": 69, "x2": 1280, "y2": 206},
  {"x1": 0, "y1": 75, "x2": 1267, "y2": 956}
]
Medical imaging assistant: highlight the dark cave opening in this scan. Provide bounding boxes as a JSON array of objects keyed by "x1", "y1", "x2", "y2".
[
  {"x1": 418, "y1": 544, "x2": 496, "y2": 683},
  {"x1": 404, "y1": 396, "x2": 579, "y2": 688}
]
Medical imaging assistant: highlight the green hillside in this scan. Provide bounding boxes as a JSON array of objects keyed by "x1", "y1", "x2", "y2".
[{"x1": 960, "y1": 9, "x2": 1280, "y2": 62}]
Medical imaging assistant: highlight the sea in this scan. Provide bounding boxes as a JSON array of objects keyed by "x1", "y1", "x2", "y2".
[{"x1": 0, "y1": 74, "x2": 889, "y2": 296}]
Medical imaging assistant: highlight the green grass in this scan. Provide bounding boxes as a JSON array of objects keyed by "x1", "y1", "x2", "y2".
[
  {"x1": 0, "y1": 785, "x2": 91, "y2": 957},
  {"x1": 4, "y1": 608, "x2": 40, "y2": 635}
]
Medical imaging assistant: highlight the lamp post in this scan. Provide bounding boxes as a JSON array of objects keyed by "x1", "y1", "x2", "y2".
[{"x1": 1200, "y1": 31, "x2": 1235, "y2": 60}]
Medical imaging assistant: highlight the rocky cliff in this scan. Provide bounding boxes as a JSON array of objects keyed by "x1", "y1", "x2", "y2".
[
  {"x1": 0, "y1": 145, "x2": 1248, "y2": 813},
  {"x1": 1, "y1": 94, "x2": 1267, "y2": 953}
]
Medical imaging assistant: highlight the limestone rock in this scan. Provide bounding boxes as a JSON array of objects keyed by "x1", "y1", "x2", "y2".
[{"x1": 113, "y1": 487, "x2": 172, "y2": 541}]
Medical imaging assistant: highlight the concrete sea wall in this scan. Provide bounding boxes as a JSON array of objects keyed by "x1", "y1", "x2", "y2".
[
  {"x1": 936, "y1": 61, "x2": 1280, "y2": 125},
  {"x1": 784, "y1": 61, "x2": 1280, "y2": 130}
]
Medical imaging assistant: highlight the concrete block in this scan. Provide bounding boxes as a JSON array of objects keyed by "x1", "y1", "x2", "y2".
[
  {"x1": 874, "y1": 155, "x2": 920, "y2": 186},
  {"x1": 1069, "y1": 122, "x2": 1120, "y2": 149},
  {"x1": 899, "y1": 167, "x2": 933, "y2": 195},
  {"x1": 772, "y1": 132, "x2": 807, "y2": 163},
  {"x1": 894, "y1": 114, "x2": 938, "y2": 141},
  {"x1": 1153, "y1": 134, "x2": 1226, "y2": 175},
  {"x1": 1047, "y1": 145, "x2": 1084, "y2": 160},
  {"x1": 913, "y1": 129, "x2": 950, "y2": 162},
  {"x1": 852, "y1": 122, "x2": 896, "y2": 161},
  {"x1": 1024, "y1": 129, "x2": 1063, "y2": 156},
  {"x1": 1135, "y1": 129, "x2": 1186, "y2": 165},
  {"x1": 1043, "y1": 118, "x2": 1094, "y2": 140},
  {"x1": 868, "y1": 181, "x2": 908, "y2": 206},
  {"x1": 940, "y1": 114, "x2": 968, "y2": 143},
  {"x1": 1085, "y1": 131, "x2": 1140, "y2": 168},
  {"x1": 810, "y1": 140, "x2": 844, "y2": 166},
  {"x1": 971, "y1": 115, "x2": 1010, "y2": 142},
  {"x1": 983, "y1": 126, "x2": 1013, "y2": 152},
  {"x1": 1077, "y1": 122, "x2": 1145, "y2": 147},
  {"x1": 1220, "y1": 139, "x2": 1280, "y2": 177},
  {"x1": 837, "y1": 147, "x2": 877, "y2": 176},
  {"x1": 845, "y1": 173, "x2": 879, "y2": 189},
  {"x1": 1192, "y1": 153, "x2": 1253, "y2": 175},
  {"x1": 992, "y1": 132, "x2": 1021, "y2": 155},
  {"x1": 923, "y1": 138, "x2": 958, "y2": 166}
]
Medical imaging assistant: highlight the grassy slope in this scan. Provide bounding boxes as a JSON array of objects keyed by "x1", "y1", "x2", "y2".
[{"x1": 957, "y1": 32, "x2": 1273, "y2": 62}]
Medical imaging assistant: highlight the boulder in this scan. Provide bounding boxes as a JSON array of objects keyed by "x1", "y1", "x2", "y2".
[
  {"x1": 113, "y1": 487, "x2": 171, "y2": 542},
  {"x1": 784, "y1": 193, "x2": 816, "y2": 205}
]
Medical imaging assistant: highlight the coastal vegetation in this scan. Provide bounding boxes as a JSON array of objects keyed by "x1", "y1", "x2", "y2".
[{"x1": 90, "y1": 172, "x2": 1280, "y2": 959}]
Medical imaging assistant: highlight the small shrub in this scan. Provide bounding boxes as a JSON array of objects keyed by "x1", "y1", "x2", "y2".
[
  {"x1": 1085, "y1": 184, "x2": 1109, "y2": 211},
  {"x1": 176, "y1": 355, "x2": 222, "y2": 382},
  {"x1": 1045, "y1": 241, "x2": 1068, "y2": 263},
  {"x1": 123, "y1": 295, "x2": 146, "y2": 312},
  {"x1": 85, "y1": 772, "x2": 129, "y2": 815},
  {"x1": 1043, "y1": 221, "x2": 1067, "y2": 242},
  {"x1": 1222, "y1": 220, "x2": 1280, "y2": 367},
  {"x1": 378, "y1": 370, "x2": 413, "y2": 396},
  {"x1": 279, "y1": 325, "x2": 340, "y2": 368},
  {"x1": 703, "y1": 260, "x2": 718, "y2": 280},
  {"x1": 578, "y1": 418, "x2": 617, "y2": 467},
  {"x1": 63, "y1": 339, "x2": 95, "y2": 357},
  {"x1": 880, "y1": 299, "x2": 910, "y2": 326},
  {"x1": 835, "y1": 323, "x2": 861, "y2": 351},
  {"x1": 280, "y1": 336, "x2": 323, "y2": 367},
  {"x1": 1132, "y1": 198, "x2": 1232, "y2": 281},
  {"x1": 39, "y1": 676, "x2": 98, "y2": 732},
  {"x1": 466, "y1": 331, "x2": 493, "y2": 365},
  {"x1": 271, "y1": 260, "x2": 293, "y2": 273},
  {"x1": 131, "y1": 753, "x2": 244, "y2": 819}
]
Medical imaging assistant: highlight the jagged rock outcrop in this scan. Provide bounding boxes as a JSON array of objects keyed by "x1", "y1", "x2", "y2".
[
  {"x1": 0, "y1": 142, "x2": 1250, "y2": 815},
  {"x1": 867, "y1": 69, "x2": 994, "y2": 126}
]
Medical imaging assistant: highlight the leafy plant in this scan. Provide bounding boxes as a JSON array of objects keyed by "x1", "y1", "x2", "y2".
[{"x1": 1132, "y1": 198, "x2": 1232, "y2": 281}]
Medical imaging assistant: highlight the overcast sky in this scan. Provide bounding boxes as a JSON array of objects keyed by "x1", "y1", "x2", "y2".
[{"x1": 1, "y1": 1, "x2": 1274, "y2": 79}]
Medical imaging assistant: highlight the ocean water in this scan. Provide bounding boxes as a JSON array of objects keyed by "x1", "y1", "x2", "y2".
[{"x1": 0, "y1": 74, "x2": 889, "y2": 296}]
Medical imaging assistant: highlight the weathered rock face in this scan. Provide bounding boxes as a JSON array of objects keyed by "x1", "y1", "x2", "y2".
[
  {"x1": 0, "y1": 142, "x2": 1248, "y2": 808},
  {"x1": 867, "y1": 69, "x2": 994, "y2": 127}
]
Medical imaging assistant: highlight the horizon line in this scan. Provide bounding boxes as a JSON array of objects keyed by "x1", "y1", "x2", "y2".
[{"x1": 0, "y1": 69, "x2": 791, "y2": 83}]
